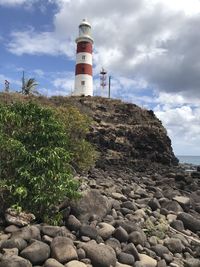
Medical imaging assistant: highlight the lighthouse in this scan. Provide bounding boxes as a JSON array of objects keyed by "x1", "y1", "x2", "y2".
[{"x1": 74, "y1": 19, "x2": 94, "y2": 96}]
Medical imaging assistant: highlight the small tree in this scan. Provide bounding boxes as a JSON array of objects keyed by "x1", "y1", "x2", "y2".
[
  {"x1": 0, "y1": 102, "x2": 82, "y2": 221},
  {"x1": 22, "y1": 78, "x2": 38, "y2": 95}
]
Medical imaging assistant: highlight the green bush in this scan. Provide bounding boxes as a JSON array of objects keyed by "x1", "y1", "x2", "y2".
[{"x1": 0, "y1": 101, "x2": 96, "y2": 221}]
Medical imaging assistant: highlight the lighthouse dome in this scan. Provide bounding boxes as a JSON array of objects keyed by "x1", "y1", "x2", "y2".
[{"x1": 79, "y1": 18, "x2": 91, "y2": 28}]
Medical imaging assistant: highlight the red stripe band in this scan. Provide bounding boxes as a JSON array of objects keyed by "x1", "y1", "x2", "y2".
[
  {"x1": 77, "y1": 42, "x2": 92, "y2": 54},
  {"x1": 75, "y1": 63, "x2": 92, "y2": 75}
]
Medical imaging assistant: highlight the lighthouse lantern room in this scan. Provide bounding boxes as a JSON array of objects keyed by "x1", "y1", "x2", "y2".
[{"x1": 74, "y1": 19, "x2": 94, "y2": 96}]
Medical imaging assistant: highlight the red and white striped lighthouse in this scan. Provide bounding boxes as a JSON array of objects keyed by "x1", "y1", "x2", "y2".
[{"x1": 74, "y1": 19, "x2": 93, "y2": 96}]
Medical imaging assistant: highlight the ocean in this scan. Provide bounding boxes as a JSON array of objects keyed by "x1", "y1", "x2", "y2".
[{"x1": 177, "y1": 155, "x2": 200, "y2": 166}]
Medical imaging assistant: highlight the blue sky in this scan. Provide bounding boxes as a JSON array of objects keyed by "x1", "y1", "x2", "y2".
[{"x1": 0, "y1": 0, "x2": 200, "y2": 156}]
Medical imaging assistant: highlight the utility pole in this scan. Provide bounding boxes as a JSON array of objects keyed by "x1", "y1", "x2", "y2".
[
  {"x1": 108, "y1": 76, "x2": 111, "y2": 98},
  {"x1": 22, "y1": 71, "x2": 25, "y2": 93}
]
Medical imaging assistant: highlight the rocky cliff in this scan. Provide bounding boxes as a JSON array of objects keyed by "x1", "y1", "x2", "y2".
[{"x1": 50, "y1": 96, "x2": 178, "y2": 169}]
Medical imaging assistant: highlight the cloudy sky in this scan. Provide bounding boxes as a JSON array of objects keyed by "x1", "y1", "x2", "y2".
[{"x1": 0, "y1": 0, "x2": 200, "y2": 156}]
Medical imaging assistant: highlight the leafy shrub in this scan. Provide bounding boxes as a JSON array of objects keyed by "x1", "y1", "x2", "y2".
[
  {"x1": 144, "y1": 217, "x2": 169, "y2": 239},
  {"x1": 56, "y1": 106, "x2": 98, "y2": 172},
  {"x1": 0, "y1": 101, "x2": 96, "y2": 221}
]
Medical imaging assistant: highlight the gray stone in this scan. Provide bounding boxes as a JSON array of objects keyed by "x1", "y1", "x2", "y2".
[
  {"x1": 66, "y1": 215, "x2": 81, "y2": 231},
  {"x1": 11, "y1": 225, "x2": 41, "y2": 241},
  {"x1": 83, "y1": 241, "x2": 117, "y2": 267},
  {"x1": 118, "y1": 252, "x2": 135, "y2": 265},
  {"x1": 65, "y1": 260, "x2": 87, "y2": 267},
  {"x1": 51, "y1": 236, "x2": 78, "y2": 264},
  {"x1": 0, "y1": 238, "x2": 27, "y2": 251},
  {"x1": 157, "y1": 259, "x2": 167, "y2": 267},
  {"x1": 105, "y1": 238, "x2": 121, "y2": 254},
  {"x1": 170, "y1": 220, "x2": 185, "y2": 232},
  {"x1": 129, "y1": 231, "x2": 146, "y2": 246},
  {"x1": 4, "y1": 225, "x2": 19, "y2": 233},
  {"x1": 121, "y1": 201, "x2": 137, "y2": 211},
  {"x1": 173, "y1": 196, "x2": 190, "y2": 209},
  {"x1": 164, "y1": 238, "x2": 184, "y2": 253},
  {"x1": 151, "y1": 244, "x2": 170, "y2": 257},
  {"x1": 44, "y1": 258, "x2": 64, "y2": 267},
  {"x1": 77, "y1": 248, "x2": 86, "y2": 260},
  {"x1": 79, "y1": 225, "x2": 98, "y2": 239},
  {"x1": 112, "y1": 193, "x2": 127, "y2": 201},
  {"x1": 116, "y1": 263, "x2": 132, "y2": 267},
  {"x1": 177, "y1": 212, "x2": 200, "y2": 233},
  {"x1": 20, "y1": 240, "x2": 50, "y2": 265},
  {"x1": 161, "y1": 200, "x2": 183, "y2": 213},
  {"x1": 184, "y1": 258, "x2": 200, "y2": 267},
  {"x1": 2, "y1": 248, "x2": 18, "y2": 256},
  {"x1": 113, "y1": 226, "x2": 129, "y2": 243},
  {"x1": 138, "y1": 254, "x2": 157, "y2": 267},
  {"x1": 70, "y1": 190, "x2": 111, "y2": 223},
  {"x1": 123, "y1": 243, "x2": 140, "y2": 261},
  {"x1": 115, "y1": 220, "x2": 139, "y2": 233},
  {"x1": 0, "y1": 255, "x2": 32, "y2": 267},
  {"x1": 5, "y1": 209, "x2": 35, "y2": 227},
  {"x1": 148, "y1": 198, "x2": 161, "y2": 211},
  {"x1": 41, "y1": 226, "x2": 63, "y2": 237},
  {"x1": 97, "y1": 222, "x2": 115, "y2": 240}
]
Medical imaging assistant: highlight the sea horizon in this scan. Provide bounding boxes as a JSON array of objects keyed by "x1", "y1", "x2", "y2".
[{"x1": 176, "y1": 155, "x2": 200, "y2": 165}]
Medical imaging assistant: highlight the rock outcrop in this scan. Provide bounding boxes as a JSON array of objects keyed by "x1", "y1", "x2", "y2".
[{"x1": 50, "y1": 96, "x2": 178, "y2": 168}]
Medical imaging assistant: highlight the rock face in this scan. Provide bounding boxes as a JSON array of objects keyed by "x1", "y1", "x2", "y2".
[{"x1": 49, "y1": 96, "x2": 178, "y2": 168}]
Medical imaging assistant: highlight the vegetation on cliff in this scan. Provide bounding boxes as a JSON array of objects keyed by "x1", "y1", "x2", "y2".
[{"x1": 0, "y1": 95, "x2": 97, "y2": 221}]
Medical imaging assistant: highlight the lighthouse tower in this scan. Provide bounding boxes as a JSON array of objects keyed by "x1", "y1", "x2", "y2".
[{"x1": 74, "y1": 19, "x2": 94, "y2": 96}]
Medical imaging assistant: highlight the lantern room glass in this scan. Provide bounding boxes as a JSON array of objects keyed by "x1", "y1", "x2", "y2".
[{"x1": 79, "y1": 25, "x2": 91, "y2": 36}]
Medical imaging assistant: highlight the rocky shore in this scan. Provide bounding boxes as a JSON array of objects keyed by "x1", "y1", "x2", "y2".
[{"x1": 1, "y1": 163, "x2": 200, "y2": 267}]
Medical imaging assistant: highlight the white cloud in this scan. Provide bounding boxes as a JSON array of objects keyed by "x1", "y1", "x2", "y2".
[
  {"x1": 155, "y1": 105, "x2": 200, "y2": 155},
  {"x1": 0, "y1": 0, "x2": 26, "y2": 5},
  {"x1": 8, "y1": 29, "x2": 74, "y2": 57}
]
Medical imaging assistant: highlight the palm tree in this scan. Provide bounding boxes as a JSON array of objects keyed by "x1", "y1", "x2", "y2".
[{"x1": 22, "y1": 78, "x2": 38, "y2": 95}]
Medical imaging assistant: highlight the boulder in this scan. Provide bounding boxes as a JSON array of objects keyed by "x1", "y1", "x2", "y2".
[
  {"x1": 0, "y1": 255, "x2": 32, "y2": 267},
  {"x1": 20, "y1": 240, "x2": 50, "y2": 265},
  {"x1": 123, "y1": 243, "x2": 140, "y2": 261},
  {"x1": 129, "y1": 231, "x2": 146, "y2": 246},
  {"x1": 118, "y1": 252, "x2": 135, "y2": 265},
  {"x1": 137, "y1": 254, "x2": 157, "y2": 267},
  {"x1": 163, "y1": 238, "x2": 183, "y2": 253},
  {"x1": 70, "y1": 190, "x2": 111, "y2": 223},
  {"x1": 44, "y1": 258, "x2": 64, "y2": 267},
  {"x1": 184, "y1": 258, "x2": 200, "y2": 267},
  {"x1": 161, "y1": 200, "x2": 183, "y2": 213},
  {"x1": 170, "y1": 220, "x2": 185, "y2": 232},
  {"x1": 105, "y1": 238, "x2": 121, "y2": 254},
  {"x1": 177, "y1": 212, "x2": 200, "y2": 233},
  {"x1": 11, "y1": 225, "x2": 41, "y2": 241},
  {"x1": 151, "y1": 244, "x2": 170, "y2": 257},
  {"x1": 5, "y1": 209, "x2": 35, "y2": 227},
  {"x1": 65, "y1": 260, "x2": 87, "y2": 267},
  {"x1": 51, "y1": 236, "x2": 77, "y2": 264},
  {"x1": 0, "y1": 238, "x2": 27, "y2": 251},
  {"x1": 79, "y1": 225, "x2": 98, "y2": 239},
  {"x1": 66, "y1": 215, "x2": 81, "y2": 232},
  {"x1": 83, "y1": 241, "x2": 117, "y2": 267},
  {"x1": 113, "y1": 226, "x2": 129, "y2": 243},
  {"x1": 41, "y1": 226, "x2": 64, "y2": 237},
  {"x1": 98, "y1": 222, "x2": 115, "y2": 240},
  {"x1": 173, "y1": 196, "x2": 190, "y2": 210},
  {"x1": 116, "y1": 263, "x2": 132, "y2": 267},
  {"x1": 148, "y1": 198, "x2": 161, "y2": 211}
]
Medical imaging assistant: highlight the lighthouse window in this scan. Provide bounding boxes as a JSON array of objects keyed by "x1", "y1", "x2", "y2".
[
  {"x1": 81, "y1": 81, "x2": 85, "y2": 86},
  {"x1": 82, "y1": 55, "x2": 86, "y2": 60}
]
